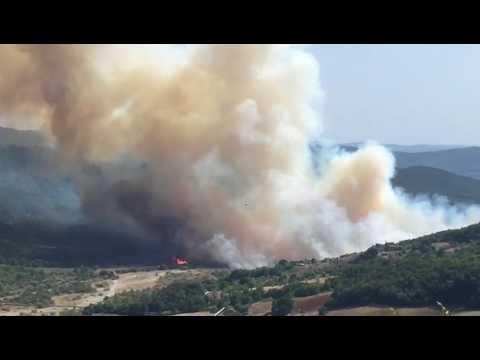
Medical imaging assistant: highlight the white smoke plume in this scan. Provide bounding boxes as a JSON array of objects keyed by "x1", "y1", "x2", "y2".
[{"x1": 0, "y1": 44, "x2": 479, "y2": 268}]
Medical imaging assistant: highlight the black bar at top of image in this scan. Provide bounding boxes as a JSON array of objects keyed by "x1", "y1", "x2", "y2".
[{"x1": 2, "y1": 6, "x2": 480, "y2": 44}]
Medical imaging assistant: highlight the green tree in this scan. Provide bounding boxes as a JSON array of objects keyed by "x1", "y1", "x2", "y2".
[
  {"x1": 278, "y1": 259, "x2": 289, "y2": 267},
  {"x1": 272, "y1": 295, "x2": 293, "y2": 316}
]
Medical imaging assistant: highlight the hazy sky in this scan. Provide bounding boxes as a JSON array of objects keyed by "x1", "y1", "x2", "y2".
[{"x1": 311, "y1": 45, "x2": 480, "y2": 146}]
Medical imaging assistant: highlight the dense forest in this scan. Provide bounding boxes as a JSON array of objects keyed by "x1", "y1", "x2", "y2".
[{"x1": 327, "y1": 224, "x2": 480, "y2": 309}]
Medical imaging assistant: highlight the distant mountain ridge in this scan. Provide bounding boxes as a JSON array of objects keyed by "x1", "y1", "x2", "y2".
[
  {"x1": 394, "y1": 147, "x2": 480, "y2": 179},
  {"x1": 338, "y1": 144, "x2": 480, "y2": 179},
  {"x1": 392, "y1": 166, "x2": 480, "y2": 205},
  {"x1": 342, "y1": 143, "x2": 470, "y2": 153}
]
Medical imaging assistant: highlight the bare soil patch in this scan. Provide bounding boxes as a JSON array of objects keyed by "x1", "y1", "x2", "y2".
[
  {"x1": 395, "y1": 307, "x2": 440, "y2": 316},
  {"x1": 290, "y1": 292, "x2": 332, "y2": 316},
  {"x1": 173, "y1": 312, "x2": 211, "y2": 316},
  {"x1": 453, "y1": 310, "x2": 480, "y2": 316},
  {"x1": 327, "y1": 306, "x2": 397, "y2": 316},
  {"x1": 248, "y1": 301, "x2": 272, "y2": 316},
  {"x1": 327, "y1": 306, "x2": 441, "y2": 316}
]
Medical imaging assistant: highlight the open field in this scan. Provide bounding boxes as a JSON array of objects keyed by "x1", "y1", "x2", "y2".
[
  {"x1": 0, "y1": 267, "x2": 217, "y2": 316},
  {"x1": 173, "y1": 312, "x2": 211, "y2": 316},
  {"x1": 327, "y1": 306, "x2": 441, "y2": 316},
  {"x1": 327, "y1": 306, "x2": 398, "y2": 316},
  {"x1": 290, "y1": 292, "x2": 332, "y2": 316},
  {"x1": 247, "y1": 292, "x2": 332, "y2": 316},
  {"x1": 51, "y1": 270, "x2": 165, "y2": 308},
  {"x1": 395, "y1": 307, "x2": 440, "y2": 316},
  {"x1": 453, "y1": 310, "x2": 480, "y2": 316},
  {"x1": 248, "y1": 301, "x2": 272, "y2": 316}
]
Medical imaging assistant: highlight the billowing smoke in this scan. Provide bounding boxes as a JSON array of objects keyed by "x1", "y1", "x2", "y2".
[{"x1": 1, "y1": 44, "x2": 479, "y2": 268}]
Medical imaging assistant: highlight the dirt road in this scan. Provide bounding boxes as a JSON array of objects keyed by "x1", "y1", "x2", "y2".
[{"x1": 0, "y1": 268, "x2": 216, "y2": 316}]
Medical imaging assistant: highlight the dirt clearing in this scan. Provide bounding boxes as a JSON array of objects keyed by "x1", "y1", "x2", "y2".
[
  {"x1": 248, "y1": 301, "x2": 272, "y2": 316},
  {"x1": 290, "y1": 292, "x2": 332, "y2": 316},
  {"x1": 327, "y1": 306, "x2": 441, "y2": 316},
  {"x1": 0, "y1": 268, "x2": 217, "y2": 316}
]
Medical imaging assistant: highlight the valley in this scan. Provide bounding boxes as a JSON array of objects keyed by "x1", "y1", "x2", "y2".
[
  {"x1": 1, "y1": 127, "x2": 480, "y2": 316},
  {"x1": 2, "y1": 44, "x2": 480, "y2": 317}
]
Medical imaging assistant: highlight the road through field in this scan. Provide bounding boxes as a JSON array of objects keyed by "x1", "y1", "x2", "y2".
[{"x1": 0, "y1": 268, "x2": 214, "y2": 316}]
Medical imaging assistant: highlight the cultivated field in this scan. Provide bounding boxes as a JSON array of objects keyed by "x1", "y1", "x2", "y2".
[
  {"x1": 327, "y1": 306, "x2": 441, "y2": 316},
  {"x1": 290, "y1": 292, "x2": 332, "y2": 316},
  {"x1": 453, "y1": 310, "x2": 480, "y2": 316}
]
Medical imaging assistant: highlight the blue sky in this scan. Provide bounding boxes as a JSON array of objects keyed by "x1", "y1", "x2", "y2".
[{"x1": 311, "y1": 45, "x2": 480, "y2": 145}]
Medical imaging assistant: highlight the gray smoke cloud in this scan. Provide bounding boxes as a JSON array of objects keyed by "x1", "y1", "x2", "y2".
[{"x1": 0, "y1": 44, "x2": 479, "y2": 268}]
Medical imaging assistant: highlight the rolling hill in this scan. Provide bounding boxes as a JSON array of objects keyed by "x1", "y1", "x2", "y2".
[
  {"x1": 0, "y1": 145, "x2": 81, "y2": 225},
  {"x1": 0, "y1": 126, "x2": 45, "y2": 147},
  {"x1": 0, "y1": 127, "x2": 479, "y2": 269},
  {"x1": 81, "y1": 222, "x2": 480, "y2": 316},
  {"x1": 326, "y1": 221, "x2": 480, "y2": 310},
  {"x1": 0, "y1": 220, "x2": 187, "y2": 267},
  {"x1": 392, "y1": 166, "x2": 480, "y2": 205},
  {"x1": 394, "y1": 147, "x2": 480, "y2": 179},
  {"x1": 338, "y1": 144, "x2": 480, "y2": 179}
]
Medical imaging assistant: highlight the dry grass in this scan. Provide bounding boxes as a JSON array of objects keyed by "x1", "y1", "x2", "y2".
[
  {"x1": 290, "y1": 292, "x2": 332, "y2": 316},
  {"x1": 395, "y1": 307, "x2": 440, "y2": 316},
  {"x1": 327, "y1": 306, "x2": 397, "y2": 316},
  {"x1": 327, "y1": 306, "x2": 441, "y2": 316},
  {"x1": 173, "y1": 312, "x2": 211, "y2": 316},
  {"x1": 1, "y1": 268, "x2": 217, "y2": 316},
  {"x1": 248, "y1": 301, "x2": 272, "y2": 316}
]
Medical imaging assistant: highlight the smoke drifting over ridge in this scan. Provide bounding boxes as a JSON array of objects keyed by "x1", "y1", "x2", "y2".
[{"x1": 0, "y1": 44, "x2": 479, "y2": 268}]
